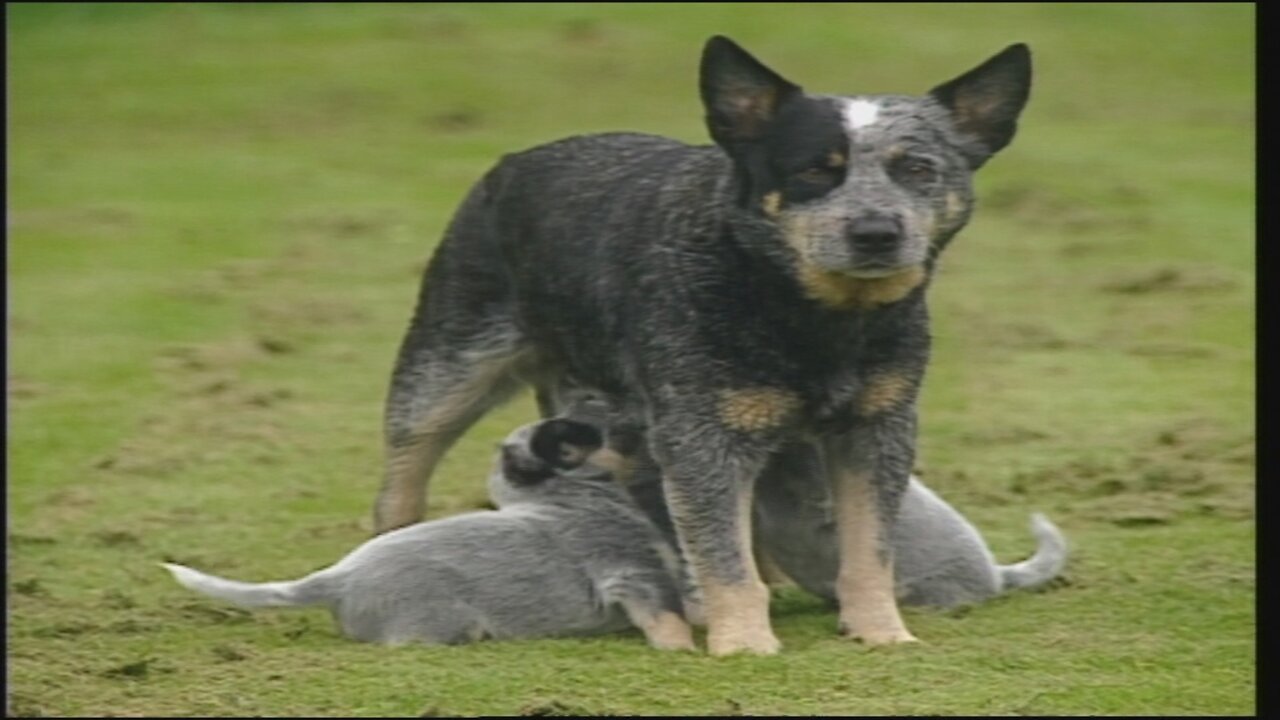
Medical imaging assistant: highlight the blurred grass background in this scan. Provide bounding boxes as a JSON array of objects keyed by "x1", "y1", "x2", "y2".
[{"x1": 8, "y1": 3, "x2": 1253, "y2": 716}]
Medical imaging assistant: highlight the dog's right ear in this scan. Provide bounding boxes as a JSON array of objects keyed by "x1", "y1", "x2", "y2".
[{"x1": 700, "y1": 36, "x2": 801, "y2": 147}]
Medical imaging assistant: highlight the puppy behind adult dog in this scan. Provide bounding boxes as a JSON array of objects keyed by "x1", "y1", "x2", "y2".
[
  {"x1": 563, "y1": 395, "x2": 1067, "y2": 610},
  {"x1": 163, "y1": 419, "x2": 693, "y2": 649},
  {"x1": 749, "y1": 447, "x2": 1067, "y2": 607},
  {"x1": 378, "y1": 36, "x2": 1032, "y2": 654}
]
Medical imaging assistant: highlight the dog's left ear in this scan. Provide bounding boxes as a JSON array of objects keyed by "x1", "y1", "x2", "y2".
[
  {"x1": 929, "y1": 44, "x2": 1031, "y2": 168},
  {"x1": 700, "y1": 35, "x2": 802, "y2": 147}
]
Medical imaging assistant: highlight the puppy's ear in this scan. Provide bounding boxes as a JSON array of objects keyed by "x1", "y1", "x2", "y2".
[
  {"x1": 530, "y1": 419, "x2": 604, "y2": 469},
  {"x1": 700, "y1": 36, "x2": 801, "y2": 147},
  {"x1": 928, "y1": 44, "x2": 1031, "y2": 168}
]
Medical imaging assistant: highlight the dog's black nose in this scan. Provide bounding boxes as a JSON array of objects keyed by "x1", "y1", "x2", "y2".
[{"x1": 848, "y1": 216, "x2": 902, "y2": 253}]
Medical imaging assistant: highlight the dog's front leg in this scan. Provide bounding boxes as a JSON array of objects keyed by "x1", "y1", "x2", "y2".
[
  {"x1": 826, "y1": 409, "x2": 919, "y2": 645},
  {"x1": 650, "y1": 421, "x2": 780, "y2": 656}
]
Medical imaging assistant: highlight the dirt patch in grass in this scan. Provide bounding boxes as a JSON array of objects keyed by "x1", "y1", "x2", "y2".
[
  {"x1": 983, "y1": 183, "x2": 1152, "y2": 234},
  {"x1": 7, "y1": 206, "x2": 138, "y2": 239},
  {"x1": 1003, "y1": 417, "x2": 1253, "y2": 524},
  {"x1": 87, "y1": 338, "x2": 303, "y2": 477},
  {"x1": 8, "y1": 374, "x2": 47, "y2": 401},
  {"x1": 1100, "y1": 265, "x2": 1238, "y2": 294},
  {"x1": 101, "y1": 657, "x2": 172, "y2": 680},
  {"x1": 519, "y1": 700, "x2": 617, "y2": 716}
]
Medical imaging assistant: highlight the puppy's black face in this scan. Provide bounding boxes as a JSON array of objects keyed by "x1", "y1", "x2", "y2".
[
  {"x1": 500, "y1": 445, "x2": 555, "y2": 486},
  {"x1": 500, "y1": 419, "x2": 605, "y2": 487},
  {"x1": 530, "y1": 418, "x2": 605, "y2": 470}
]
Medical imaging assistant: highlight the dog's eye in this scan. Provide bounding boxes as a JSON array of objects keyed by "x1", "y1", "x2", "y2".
[{"x1": 897, "y1": 159, "x2": 938, "y2": 183}]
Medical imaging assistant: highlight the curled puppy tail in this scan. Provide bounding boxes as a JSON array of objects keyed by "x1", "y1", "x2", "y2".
[
  {"x1": 160, "y1": 562, "x2": 333, "y2": 609},
  {"x1": 998, "y1": 513, "x2": 1068, "y2": 592}
]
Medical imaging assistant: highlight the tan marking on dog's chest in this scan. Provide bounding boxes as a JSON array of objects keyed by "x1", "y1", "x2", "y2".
[
  {"x1": 796, "y1": 264, "x2": 926, "y2": 310},
  {"x1": 718, "y1": 387, "x2": 800, "y2": 432},
  {"x1": 761, "y1": 191, "x2": 782, "y2": 218},
  {"x1": 859, "y1": 371, "x2": 915, "y2": 416}
]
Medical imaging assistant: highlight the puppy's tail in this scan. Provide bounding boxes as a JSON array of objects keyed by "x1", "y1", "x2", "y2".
[
  {"x1": 160, "y1": 562, "x2": 333, "y2": 609},
  {"x1": 997, "y1": 513, "x2": 1068, "y2": 592}
]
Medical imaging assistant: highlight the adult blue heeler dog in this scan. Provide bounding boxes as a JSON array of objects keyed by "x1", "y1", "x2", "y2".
[{"x1": 375, "y1": 36, "x2": 1032, "y2": 655}]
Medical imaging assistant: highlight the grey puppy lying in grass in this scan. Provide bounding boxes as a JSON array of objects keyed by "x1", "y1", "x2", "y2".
[{"x1": 162, "y1": 419, "x2": 695, "y2": 649}]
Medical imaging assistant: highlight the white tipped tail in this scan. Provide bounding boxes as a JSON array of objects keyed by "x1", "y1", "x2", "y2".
[
  {"x1": 997, "y1": 513, "x2": 1068, "y2": 592},
  {"x1": 160, "y1": 562, "x2": 330, "y2": 608}
]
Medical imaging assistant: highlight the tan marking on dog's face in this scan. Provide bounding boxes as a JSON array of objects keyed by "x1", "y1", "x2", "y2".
[
  {"x1": 830, "y1": 468, "x2": 918, "y2": 645},
  {"x1": 718, "y1": 387, "x2": 800, "y2": 432},
  {"x1": 859, "y1": 371, "x2": 915, "y2": 416},
  {"x1": 827, "y1": 151, "x2": 847, "y2": 168},
  {"x1": 795, "y1": 264, "x2": 926, "y2": 310},
  {"x1": 761, "y1": 191, "x2": 782, "y2": 218}
]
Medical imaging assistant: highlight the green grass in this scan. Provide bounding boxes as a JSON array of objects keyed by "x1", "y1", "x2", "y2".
[{"x1": 8, "y1": 3, "x2": 1254, "y2": 716}]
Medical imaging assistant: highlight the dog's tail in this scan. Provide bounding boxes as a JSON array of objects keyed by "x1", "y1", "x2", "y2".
[
  {"x1": 160, "y1": 562, "x2": 334, "y2": 609},
  {"x1": 997, "y1": 513, "x2": 1068, "y2": 592}
]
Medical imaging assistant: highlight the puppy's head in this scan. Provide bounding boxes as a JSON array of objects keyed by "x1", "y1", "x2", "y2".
[
  {"x1": 489, "y1": 419, "x2": 607, "y2": 505},
  {"x1": 529, "y1": 418, "x2": 606, "y2": 473}
]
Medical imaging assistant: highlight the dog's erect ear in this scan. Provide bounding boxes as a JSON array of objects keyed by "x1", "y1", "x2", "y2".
[
  {"x1": 700, "y1": 35, "x2": 801, "y2": 146},
  {"x1": 928, "y1": 44, "x2": 1031, "y2": 168},
  {"x1": 530, "y1": 419, "x2": 605, "y2": 470}
]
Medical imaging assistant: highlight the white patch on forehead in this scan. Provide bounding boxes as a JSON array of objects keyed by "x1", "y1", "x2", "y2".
[{"x1": 842, "y1": 99, "x2": 881, "y2": 130}]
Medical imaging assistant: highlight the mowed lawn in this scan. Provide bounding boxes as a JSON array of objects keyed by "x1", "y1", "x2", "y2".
[{"x1": 7, "y1": 3, "x2": 1254, "y2": 716}]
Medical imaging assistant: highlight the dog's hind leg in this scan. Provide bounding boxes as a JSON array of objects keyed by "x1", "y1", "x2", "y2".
[
  {"x1": 600, "y1": 572, "x2": 695, "y2": 651},
  {"x1": 377, "y1": 326, "x2": 531, "y2": 533},
  {"x1": 376, "y1": 173, "x2": 537, "y2": 534}
]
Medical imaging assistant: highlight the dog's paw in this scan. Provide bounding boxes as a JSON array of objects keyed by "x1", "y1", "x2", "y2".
[
  {"x1": 837, "y1": 620, "x2": 919, "y2": 646},
  {"x1": 644, "y1": 613, "x2": 697, "y2": 652},
  {"x1": 707, "y1": 626, "x2": 782, "y2": 656}
]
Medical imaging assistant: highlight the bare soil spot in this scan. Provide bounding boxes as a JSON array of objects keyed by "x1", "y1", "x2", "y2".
[
  {"x1": 92, "y1": 530, "x2": 142, "y2": 548},
  {"x1": 426, "y1": 109, "x2": 483, "y2": 132},
  {"x1": 8, "y1": 375, "x2": 47, "y2": 400},
  {"x1": 984, "y1": 184, "x2": 1151, "y2": 233},
  {"x1": 101, "y1": 657, "x2": 169, "y2": 680},
  {"x1": 1003, "y1": 417, "x2": 1253, "y2": 522},
  {"x1": 11, "y1": 579, "x2": 48, "y2": 597},
  {"x1": 8, "y1": 206, "x2": 137, "y2": 238},
  {"x1": 1100, "y1": 266, "x2": 1237, "y2": 294}
]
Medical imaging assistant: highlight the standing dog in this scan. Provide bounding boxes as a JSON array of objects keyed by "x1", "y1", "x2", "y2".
[
  {"x1": 377, "y1": 36, "x2": 1031, "y2": 654},
  {"x1": 164, "y1": 419, "x2": 693, "y2": 649}
]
